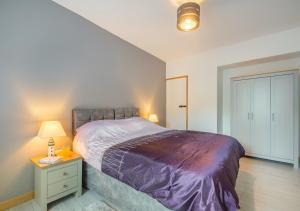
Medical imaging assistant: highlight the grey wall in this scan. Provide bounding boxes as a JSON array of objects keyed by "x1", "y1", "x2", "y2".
[{"x1": 0, "y1": 0, "x2": 166, "y2": 201}]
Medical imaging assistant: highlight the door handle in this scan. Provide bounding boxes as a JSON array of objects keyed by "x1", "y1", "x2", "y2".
[
  {"x1": 247, "y1": 112, "x2": 254, "y2": 120},
  {"x1": 179, "y1": 105, "x2": 187, "y2": 108}
]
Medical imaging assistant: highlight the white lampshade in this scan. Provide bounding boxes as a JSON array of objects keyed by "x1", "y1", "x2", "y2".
[
  {"x1": 38, "y1": 121, "x2": 66, "y2": 138},
  {"x1": 149, "y1": 114, "x2": 159, "y2": 123}
]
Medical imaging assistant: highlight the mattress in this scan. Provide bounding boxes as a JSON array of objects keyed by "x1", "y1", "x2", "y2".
[{"x1": 84, "y1": 162, "x2": 170, "y2": 211}]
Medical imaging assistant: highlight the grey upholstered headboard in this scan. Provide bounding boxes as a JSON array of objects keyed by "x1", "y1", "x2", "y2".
[{"x1": 72, "y1": 107, "x2": 139, "y2": 136}]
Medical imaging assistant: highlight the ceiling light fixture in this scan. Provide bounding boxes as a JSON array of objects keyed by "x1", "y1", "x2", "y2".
[{"x1": 177, "y1": 2, "x2": 200, "y2": 32}]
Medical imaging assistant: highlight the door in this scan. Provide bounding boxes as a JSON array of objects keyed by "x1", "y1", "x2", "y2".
[
  {"x1": 231, "y1": 79, "x2": 251, "y2": 153},
  {"x1": 166, "y1": 76, "x2": 188, "y2": 130},
  {"x1": 250, "y1": 77, "x2": 271, "y2": 156},
  {"x1": 271, "y1": 74, "x2": 294, "y2": 160}
]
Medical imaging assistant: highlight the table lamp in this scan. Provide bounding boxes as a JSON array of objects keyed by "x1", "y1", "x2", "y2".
[
  {"x1": 149, "y1": 114, "x2": 159, "y2": 123},
  {"x1": 38, "y1": 121, "x2": 66, "y2": 164}
]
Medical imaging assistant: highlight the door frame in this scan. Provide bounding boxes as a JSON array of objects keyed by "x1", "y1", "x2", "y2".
[{"x1": 166, "y1": 75, "x2": 189, "y2": 130}]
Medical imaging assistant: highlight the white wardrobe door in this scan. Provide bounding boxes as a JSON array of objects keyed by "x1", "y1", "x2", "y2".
[
  {"x1": 271, "y1": 74, "x2": 294, "y2": 160},
  {"x1": 232, "y1": 80, "x2": 251, "y2": 153},
  {"x1": 250, "y1": 77, "x2": 271, "y2": 156}
]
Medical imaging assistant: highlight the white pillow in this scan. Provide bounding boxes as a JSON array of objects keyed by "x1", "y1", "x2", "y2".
[{"x1": 75, "y1": 117, "x2": 164, "y2": 142}]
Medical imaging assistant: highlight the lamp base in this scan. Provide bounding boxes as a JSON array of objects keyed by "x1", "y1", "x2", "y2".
[
  {"x1": 39, "y1": 156, "x2": 62, "y2": 164},
  {"x1": 48, "y1": 138, "x2": 55, "y2": 157}
]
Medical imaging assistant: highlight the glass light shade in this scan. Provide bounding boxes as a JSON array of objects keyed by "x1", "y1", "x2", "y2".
[
  {"x1": 149, "y1": 114, "x2": 159, "y2": 123},
  {"x1": 174, "y1": 0, "x2": 203, "y2": 7},
  {"x1": 38, "y1": 121, "x2": 66, "y2": 138},
  {"x1": 177, "y1": 2, "x2": 200, "y2": 32}
]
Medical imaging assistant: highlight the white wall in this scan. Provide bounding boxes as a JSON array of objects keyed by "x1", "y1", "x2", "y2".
[
  {"x1": 166, "y1": 27, "x2": 300, "y2": 133},
  {"x1": 221, "y1": 57, "x2": 300, "y2": 135}
]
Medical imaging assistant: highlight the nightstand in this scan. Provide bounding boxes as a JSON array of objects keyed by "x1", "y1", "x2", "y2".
[{"x1": 31, "y1": 152, "x2": 82, "y2": 211}]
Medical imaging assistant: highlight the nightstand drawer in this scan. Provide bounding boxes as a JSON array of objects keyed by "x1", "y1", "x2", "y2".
[
  {"x1": 47, "y1": 164, "x2": 77, "y2": 184},
  {"x1": 47, "y1": 176, "x2": 78, "y2": 198}
]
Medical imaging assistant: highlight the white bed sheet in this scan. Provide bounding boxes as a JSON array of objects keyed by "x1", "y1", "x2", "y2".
[{"x1": 73, "y1": 117, "x2": 169, "y2": 172}]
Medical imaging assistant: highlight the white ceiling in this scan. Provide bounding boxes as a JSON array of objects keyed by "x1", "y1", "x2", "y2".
[{"x1": 52, "y1": 0, "x2": 300, "y2": 62}]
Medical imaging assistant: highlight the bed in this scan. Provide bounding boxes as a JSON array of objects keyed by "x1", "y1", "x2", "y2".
[{"x1": 72, "y1": 108, "x2": 245, "y2": 211}]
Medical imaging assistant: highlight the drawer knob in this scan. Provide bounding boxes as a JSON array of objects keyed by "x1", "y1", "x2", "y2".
[
  {"x1": 63, "y1": 184, "x2": 68, "y2": 188},
  {"x1": 63, "y1": 172, "x2": 68, "y2": 176}
]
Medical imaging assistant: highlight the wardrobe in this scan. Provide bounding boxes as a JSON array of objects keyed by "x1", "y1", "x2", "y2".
[{"x1": 231, "y1": 70, "x2": 299, "y2": 168}]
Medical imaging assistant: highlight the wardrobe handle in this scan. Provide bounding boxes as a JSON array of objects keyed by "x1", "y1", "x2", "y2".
[
  {"x1": 248, "y1": 112, "x2": 250, "y2": 120},
  {"x1": 272, "y1": 113, "x2": 275, "y2": 121}
]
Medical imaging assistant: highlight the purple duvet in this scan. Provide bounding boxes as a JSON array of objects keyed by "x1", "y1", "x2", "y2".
[{"x1": 102, "y1": 130, "x2": 245, "y2": 211}]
